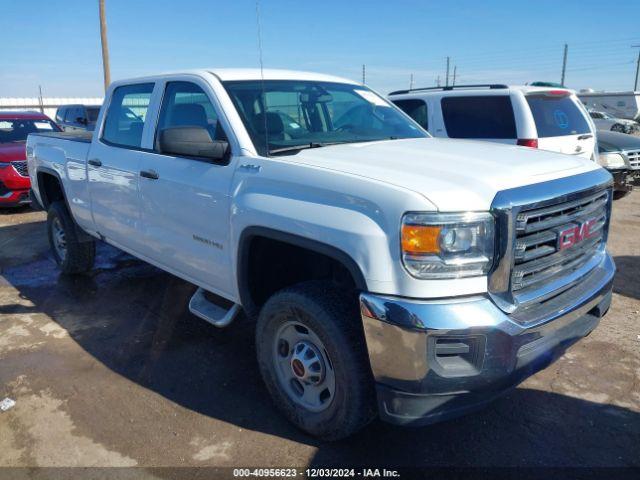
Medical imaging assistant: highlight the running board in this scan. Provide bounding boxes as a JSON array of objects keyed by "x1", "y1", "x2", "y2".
[{"x1": 188, "y1": 288, "x2": 240, "y2": 328}]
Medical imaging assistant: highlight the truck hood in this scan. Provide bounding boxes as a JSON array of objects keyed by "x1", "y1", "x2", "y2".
[
  {"x1": 287, "y1": 137, "x2": 601, "y2": 211},
  {"x1": 597, "y1": 130, "x2": 640, "y2": 152},
  {"x1": 0, "y1": 143, "x2": 27, "y2": 163}
]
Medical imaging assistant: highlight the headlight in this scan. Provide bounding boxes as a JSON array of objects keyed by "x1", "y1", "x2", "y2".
[
  {"x1": 598, "y1": 152, "x2": 626, "y2": 169},
  {"x1": 401, "y1": 212, "x2": 494, "y2": 279}
]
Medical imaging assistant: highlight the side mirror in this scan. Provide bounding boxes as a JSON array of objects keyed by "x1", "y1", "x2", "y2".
[
  {"x1": 76, "y1": 117, "x2": 87, "y2": 125},
  {"x1": 159, "y1": 126, "x2": 229, "y2": 161}
]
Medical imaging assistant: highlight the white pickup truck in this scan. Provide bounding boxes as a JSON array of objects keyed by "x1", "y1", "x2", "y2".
[{"x1": 27, "y1": 69, "x2": 615, "y2": 440}]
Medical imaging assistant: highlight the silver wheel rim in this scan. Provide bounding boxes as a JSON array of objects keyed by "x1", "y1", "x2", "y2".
[
  {"x1": 273, "y1": 319, "x2": 336, "y2": 412},
  {"x1": 51, "y1": 217, "x2": 67, "y2": 261}
]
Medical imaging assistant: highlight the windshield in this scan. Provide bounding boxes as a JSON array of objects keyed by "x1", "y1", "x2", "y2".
[
  {"x1": 222, "y1": 80, "x2": 427, "y2": 155},
  {"x1": 0, "y1": 118, "x2": 61, "y2": 144},
  {"x1": 86, "y1": 107, "x2": 100, "y2": 122}
]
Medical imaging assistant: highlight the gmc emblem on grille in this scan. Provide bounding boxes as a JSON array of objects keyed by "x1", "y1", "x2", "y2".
[{"x1": 557, "y1": 218, "x2": 598, "y2": 251}]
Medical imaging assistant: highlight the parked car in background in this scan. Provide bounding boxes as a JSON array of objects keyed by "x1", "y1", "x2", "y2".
[
  {"x1": 597, "y1": 129, "x2": 640, "y2": 197},
  {"x1": 389, "y1": 84, "x2": 597, "y2": 160},
  {"x1": 28, "y1": 68, "x2": 615, "y2": 439},
  {"x1": 589, "y1": 110, "x2": 639, "y2": 134},
  {"x1": 579, "y1": 90, "x2": 640, "y2": 121},
  {"x1": 0, "y1": 111, "x2": 61, "y2": 207},
  {"x1": 55, "y1": 104, "x2": 101, "y2": 132}
]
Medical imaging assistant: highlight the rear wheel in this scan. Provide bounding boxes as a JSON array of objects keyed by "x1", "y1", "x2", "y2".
[
  {"x1": 611, "y1": 123, "x2": 626, "y2": 133},
  {"x1": 256, "y1": 281, "x2": 376, "y2": 440},
  {"x1": 47, "y1": 201, "x2": 95, "y2": 274}
]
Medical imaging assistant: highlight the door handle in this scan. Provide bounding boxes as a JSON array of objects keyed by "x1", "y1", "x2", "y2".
[
  {"x1": 577, "y1": 134, "x2": 593, "y2": 140},
  {"x1": 88, "y1": 159, "x2": 102, "y2": 167},
  {"x1": 140, "y1": 169, "x2": 159, "y2": 180}
]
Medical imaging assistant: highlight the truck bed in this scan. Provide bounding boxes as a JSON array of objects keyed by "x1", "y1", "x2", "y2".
[{"x1": 30, "y1": 131, "x2": 93, "y2": 143}]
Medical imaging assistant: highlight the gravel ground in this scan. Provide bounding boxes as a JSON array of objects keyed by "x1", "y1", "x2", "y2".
[{"x1": 0, "y1": 193, "x2": 638, "y2": 474}]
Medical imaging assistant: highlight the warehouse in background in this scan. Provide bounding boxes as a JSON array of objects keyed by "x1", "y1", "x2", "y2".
[{"x1": 0, "y1": 97, "x2": 102, "y2": 121}]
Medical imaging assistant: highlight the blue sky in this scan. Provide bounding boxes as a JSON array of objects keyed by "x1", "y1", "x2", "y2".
[{"x1": 2, "y1": 0, "x2": 639, "y2": 98}]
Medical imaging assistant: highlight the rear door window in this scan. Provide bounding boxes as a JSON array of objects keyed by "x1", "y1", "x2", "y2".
[
  {"x1": 441, "y1": 96, "x2": 516, "y2": 139},
  {"x1": 102, "y1": 83, "x2": 154, "y2": 148},
  {"x1": 526, "y1": 94, "x2": 590, "y2": 137},
  {"x1": 393, "y1": 99, "x2": 429, "y2": 130}
]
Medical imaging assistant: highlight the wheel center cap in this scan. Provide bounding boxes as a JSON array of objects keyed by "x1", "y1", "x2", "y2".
[
  {"x1": 289, "y1": 341, "x2": 325, "y2": 384},
  {"x1": 291, "y1": 359, "x2": 305, "y2": 378}
]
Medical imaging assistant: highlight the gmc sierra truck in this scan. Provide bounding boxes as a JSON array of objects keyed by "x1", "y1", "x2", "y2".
[{"x1": 27, "y1": 69, "x2": 615, "y2": 440}]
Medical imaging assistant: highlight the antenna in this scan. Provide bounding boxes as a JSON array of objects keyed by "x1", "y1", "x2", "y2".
[{"x1": 255, "y1": 0, "x2": 269, "y2": 154}]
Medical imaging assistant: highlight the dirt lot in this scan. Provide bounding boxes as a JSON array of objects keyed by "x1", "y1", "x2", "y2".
[{"x1": 0, "y1": 193, "x2": 639, "y2": 472}]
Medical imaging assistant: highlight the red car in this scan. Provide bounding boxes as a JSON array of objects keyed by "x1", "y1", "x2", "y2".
[{"x1": 0, "y1": 111, "x2": 61, "y2": 207}]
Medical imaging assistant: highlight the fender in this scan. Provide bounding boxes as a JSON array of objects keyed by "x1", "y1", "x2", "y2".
[
  {"x1": 36, "y1": 166, "x2": 94, "y2": 243},
  {"x1": 237, "y1": 226, "x2": 368, "y2": 317}
]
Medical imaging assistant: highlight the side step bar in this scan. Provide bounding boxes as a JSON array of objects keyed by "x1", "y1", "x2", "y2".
[{"x1": 188, "y1": 287, "x2": 241, "y2": 328}]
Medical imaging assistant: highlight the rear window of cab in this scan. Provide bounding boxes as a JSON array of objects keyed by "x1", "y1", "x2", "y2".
[{"x1": 526, "y1": 94, "x2": 590, "y2": 138}]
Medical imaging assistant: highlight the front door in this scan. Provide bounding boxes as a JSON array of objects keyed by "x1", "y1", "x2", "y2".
[{"x1": 137, "y1": 80, "x2": 236, "y2": 296}]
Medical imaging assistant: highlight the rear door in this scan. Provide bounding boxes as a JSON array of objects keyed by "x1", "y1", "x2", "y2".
[
  {"x1": 526, "y1": 92, "x2": 595, "y2": 159},
  {"x1": 440, "y1": 95, "x2": 518, "y2": 144},
  {"x1": 88, "y1": 82, "x2": 156, "y2": 252},
  {"x1": 137, "y1": 79, "x2": 236, "y2": 295}
]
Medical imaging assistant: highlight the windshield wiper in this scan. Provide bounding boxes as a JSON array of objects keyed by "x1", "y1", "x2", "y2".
[{"x1": 269, "y1": 141, "x2": 352, "y2": 155}]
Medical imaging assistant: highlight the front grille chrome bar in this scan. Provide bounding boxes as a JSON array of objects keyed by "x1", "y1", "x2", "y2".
[{"x1": 488, "y1": 168, "x2": 613, "y2": 318}]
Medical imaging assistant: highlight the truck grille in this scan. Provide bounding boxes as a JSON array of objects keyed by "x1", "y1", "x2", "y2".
[
  {"x1": 627, "y1": 150, "x2": 640, "y2": 169},
  {"x1": 511, "y1": 189, "x2": 609, "y2": 294},
  {"x1": 11, "y1": 161, "x2": 28, "y2": 177}
]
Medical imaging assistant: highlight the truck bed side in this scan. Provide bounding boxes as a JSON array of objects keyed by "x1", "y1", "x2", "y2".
[{"x1": 27, "y1": 132, "x2": 95, "y2": 233}]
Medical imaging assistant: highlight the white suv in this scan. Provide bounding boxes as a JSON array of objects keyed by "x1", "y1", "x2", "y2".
[{"x1": 389, "y1": 84, "x2": 597, "y2": 160}]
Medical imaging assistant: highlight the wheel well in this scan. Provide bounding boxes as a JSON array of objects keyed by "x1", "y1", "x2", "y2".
[
  {"x1": 37, "y1": 172, "x2": 64, "y2": 209},
  {"x1": 239, "y1": 231, "x2": 365, "y2": 316}
]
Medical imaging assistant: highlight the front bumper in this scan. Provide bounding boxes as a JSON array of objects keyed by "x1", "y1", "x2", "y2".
[
  {"x1": 360, "y1": 253, "x2": 615, "y2": 426},
  {"x1": 0, "y1": 164, "x2": 31, "y2": 207},
  {"x1": 609, "y1": 169, "x2": 633, "y2": 194}
]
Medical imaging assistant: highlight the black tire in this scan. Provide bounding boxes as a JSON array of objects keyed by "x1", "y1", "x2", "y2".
[
  {"x1": 47, "y1": 201, "x2": 95, "y2": 274},
  {"x1": 256, "y1": 281, "x2": 376, "y2": 440},
  {"x1": 611, "y1": 124, "x2": 626, "y2": 133}
]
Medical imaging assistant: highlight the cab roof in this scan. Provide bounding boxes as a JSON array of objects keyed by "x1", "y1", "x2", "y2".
[{"x1": 113, "y1": 68, "x2": 360, "y2": 87}]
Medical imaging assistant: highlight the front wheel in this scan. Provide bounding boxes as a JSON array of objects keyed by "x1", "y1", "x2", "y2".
[
  {"x1": 256, "y1": 281, "x2": 376, "y2": 440},
  {"x1": 47, "y1": 201, "x2": 95, "y2": 274}
]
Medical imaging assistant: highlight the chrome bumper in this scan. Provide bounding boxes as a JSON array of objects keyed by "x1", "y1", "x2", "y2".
[{"x1": 360, "y1": 253, "x2": 615, "y2": 426}]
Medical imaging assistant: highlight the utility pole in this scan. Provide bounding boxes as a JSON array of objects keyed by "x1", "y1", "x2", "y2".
[
  {"x1": 436, "y1": 75, "x2": 441, "y2": 87},
  {"x1": 445, "y1": 57, "x2": 450, "y2": 87},
  {"x1": 452, "y1": 66, "x2": 457, "y2": 86},
  {"x1": 38, "y1": 85, "x2": 44, "y2": 114},
  {"x1": 362, "y1": 64, "x2": 366, "y2": 84},
  {"x1": 409, "y1": 73, "x2": 414, "y2": 90},
  {"x1": 560, "y1": 43, "x2": 568, "y2": 86},
  {"x1": 633, "y1": 45, "x2": 640, "y2": 91},
  {"x1": 99, "y1": 0, "x2": 111, "y2": 92}
]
